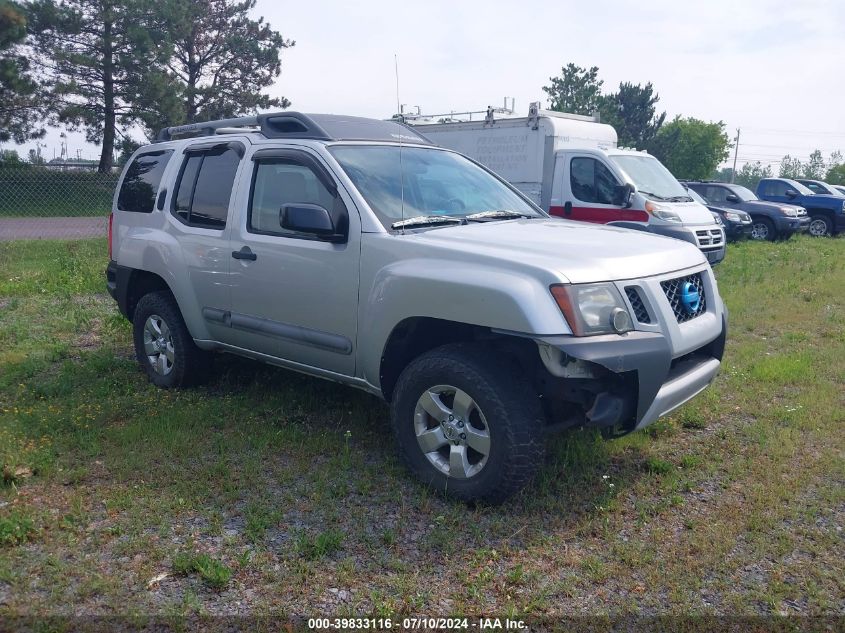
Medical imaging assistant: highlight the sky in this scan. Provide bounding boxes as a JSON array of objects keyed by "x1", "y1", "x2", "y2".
[{"x1": 11, "y1": 0, "x2": 845, "y2": 171}]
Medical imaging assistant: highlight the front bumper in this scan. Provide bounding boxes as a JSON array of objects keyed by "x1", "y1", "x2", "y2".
[
  {"x1": 774, "y1": 215, "x2": 810, "y2": 234},
  {"x1": 724, "y1": 220, "x2": 752, "y2": 241},
  {"x1": 538, "y1": 313, "x2": 727, "y2": 431}
]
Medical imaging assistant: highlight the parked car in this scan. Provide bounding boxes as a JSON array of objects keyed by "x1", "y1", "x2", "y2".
[
  {"x1": 405, "y1": 103, "x2": 726, "y2": 265},
  {"x1": 106, "y1": 111, "x2": 727, "y2": 503},
  {"x1": 685, "y1": 187, "x2": 752, "y2": 242},
  {"x1": 683, "y1": 180, "x2": 809, "y2": 241},
  {"x1": 835, "y1": 185, "x2": 845, "y2": 196},
  {"x1": 796, "y1": 179, "x2": 845, "y2": 197},
  {"x1": 756, "y1": 178, "x2": 845, "y2": 237}
]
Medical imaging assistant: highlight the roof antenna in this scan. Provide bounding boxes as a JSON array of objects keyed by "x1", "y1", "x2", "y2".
[{"x1": 395, "y1": 53, "x2": 405, "y2": 231}]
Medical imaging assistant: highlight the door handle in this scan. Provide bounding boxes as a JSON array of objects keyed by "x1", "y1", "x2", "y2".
[
  {"x1": 564, "y1": 201, "x2": 573, "y2": 216},
  {"x1": 232, "y1": 246, "x2": 257, "y2": 261}
]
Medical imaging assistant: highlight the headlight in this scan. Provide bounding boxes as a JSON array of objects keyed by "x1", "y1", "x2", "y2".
[
  {"x1": 781, "y1": 207, "x2": 798, "y2": 217},
  {"x1": 724, "y1": 212, "x2": 741, "y2": 222},
  {"x1": 550, "y1": 283, "x2": 633, "y2": 336},
  {"x1": 645, "y1": 201, "x2": 681, "y2": 223}
]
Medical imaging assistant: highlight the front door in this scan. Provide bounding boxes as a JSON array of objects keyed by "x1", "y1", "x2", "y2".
[
  {"x1": 226, "y1": 147, "x2": 360, "y2": 377},
  {"x1": 553, "y1": 154, "x2": 640, "y2": 224}
]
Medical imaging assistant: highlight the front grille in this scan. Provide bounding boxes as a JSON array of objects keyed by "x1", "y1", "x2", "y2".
[
  {"x1": 661, "y1": 273, "x2": 707, "y2": 323},
  {"x1": 625, "y1": 287, "x2": 651, "y2": 324},
  {"x1": 696, "y1": 228, "x2": 724, "y2": 248}
]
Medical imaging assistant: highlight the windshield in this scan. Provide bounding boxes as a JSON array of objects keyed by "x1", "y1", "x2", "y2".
[
  {"x1": 608, "y1": 154, "x2": 688, "y2": 200},
  {"x1": 329, "y1": 145, "x2": 543, "y2": 229},
  {"x1": 787, "y1": 180, "x2": 816, "y2": 195},
  {"x1": 730, "y1": 185, "x2": 758, "y2": 201}
]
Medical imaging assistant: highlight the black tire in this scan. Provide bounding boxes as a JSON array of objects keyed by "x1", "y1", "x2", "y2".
[
  {"x1": 750, "y1": 217, "x2": 776, "y2": 241},
  {"x1": 132, "y1": 291, "x2": 210, "y2": 388},
  {"x1": 808, "y1": 214, "x2": 832, "y2": 237},
  {"x1": 390, "y1": 343, "x2": 545, "y2": 504}
]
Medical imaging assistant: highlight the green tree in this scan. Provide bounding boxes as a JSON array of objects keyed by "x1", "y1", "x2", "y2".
[
  {"x1": 826, "y1": 163, "x2": 845, "y2": 185},
  {"x1": 649, "y1": 117, "x2": 731, "y2": 180},
  {"x1": 543, "y1": 63, "x2": 603, "y2": 116},
  {"x1": 140, "y1": 0, "x2": 294, "y2": 135},
  {"x1": 734, "y1": 161, "x2": 773, "y2": 190},
  {"x1": 0, "y1": 0, "x2": 46, "y2": 142},
  {"x1": 29, "y1": 0, "x2": 170, "y2": 172},
  {"x1": 778, "y1": 155, "x2": 803, "y2": 179},
  {"x1": 802, "y1": 149, "x2": 826, "y2": 180},
  {"x1": 598, "y1": 82, "x2": 665, "y2": 149}
]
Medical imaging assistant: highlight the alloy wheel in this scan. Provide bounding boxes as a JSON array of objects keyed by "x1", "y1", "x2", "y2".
[
  {"x1": 143, "y1": 314, "x2": 175, "y2": 375},
  {"x1": 413, "y1": 385, "x2": 491, "y2": 479}
]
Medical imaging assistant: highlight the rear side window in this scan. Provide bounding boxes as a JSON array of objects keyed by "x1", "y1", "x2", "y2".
[
  {"x1": 570, "y1": 157, "x2": 618, "y2": 205},
  {"x1": 117, "y1": 150, "x2": 173, "y2": 213},
  {"x1": 172, "y1": 145, "x2": 241, "y2": 229}
]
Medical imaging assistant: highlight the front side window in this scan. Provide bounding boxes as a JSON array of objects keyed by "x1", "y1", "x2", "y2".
[
  {"x1": 570, "y1": 157, "x2": 618, "y2": 205},
  {"x1": 328, "y1": 145, "x2": 542, "y2": 229},
  {"x1": 117, "y1": 150, "x2": 173, "y2": 213},
  {"x1": 249, "y1": 160, "x2": 337, "y2": 236},
  {"x1": 172, "y1": 145, "x2": 241, "y2": 229},
  {"x1": 704, "y1": 186, "x2": 729, "y2": 203}
]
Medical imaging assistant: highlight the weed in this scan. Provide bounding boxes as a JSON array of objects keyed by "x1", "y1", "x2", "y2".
[
  {"x1": 172, "y1": 552, "x2": 232, "y2": 590},
  {"x1": 0, "y1": 511, "x2": 35, "y2": 547},
  {"x1": 295, "y1": 528, "x2": 344, "y2": 560}
]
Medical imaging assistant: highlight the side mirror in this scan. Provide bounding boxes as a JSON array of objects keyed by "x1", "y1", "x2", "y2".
[
  {"x1": 612, "y1": 183, "x2": 635, "y2": 208},
  {"x1": 280, "y1": 203, "x2": 346, "y2": 243},
  {"x1": 725, "y1": 193, "x2": 739, "y2": 203},
  {"x1": 784, "y1": 189, "x2": 798, "y2": 198}
]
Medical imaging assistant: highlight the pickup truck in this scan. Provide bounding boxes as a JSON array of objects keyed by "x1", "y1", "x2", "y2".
[
  {"x1": 756, "y1": 178, "x2": 845, "y2": 237},
  {"x1": 106, "y1": 112, "x2": 728, "y2": 503}
]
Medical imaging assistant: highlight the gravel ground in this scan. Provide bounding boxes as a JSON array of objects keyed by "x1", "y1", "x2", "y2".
[{"x1": 0, "y1": 217, "x2": 107, "y2": 241}]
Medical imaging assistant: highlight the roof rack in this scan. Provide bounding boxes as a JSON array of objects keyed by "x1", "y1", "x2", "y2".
[{"x1": 156, "y1": 111, "x2": 433, "y2": 145}]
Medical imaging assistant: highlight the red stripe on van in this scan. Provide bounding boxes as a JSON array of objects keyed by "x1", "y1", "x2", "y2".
[{"x1": 549, "y1": 205, "x2": 649, "y2": 224}]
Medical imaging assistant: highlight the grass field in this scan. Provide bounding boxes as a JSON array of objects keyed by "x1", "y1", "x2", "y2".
[
  {"x1": 0, "y1": 237, "x2": 842, "y2": 622},
  {"x1": 0, "y1": 169, "x2": 117, "y2": 218}
]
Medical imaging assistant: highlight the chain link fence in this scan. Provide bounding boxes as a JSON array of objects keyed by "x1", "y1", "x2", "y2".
[{"x1": 0, "y1": 167, "x2": 119, "y2": 241}]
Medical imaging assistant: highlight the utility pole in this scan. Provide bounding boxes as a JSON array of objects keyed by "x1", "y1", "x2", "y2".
[{"x1": 730, "y1": 128, "x2": 740, "y2": 183}]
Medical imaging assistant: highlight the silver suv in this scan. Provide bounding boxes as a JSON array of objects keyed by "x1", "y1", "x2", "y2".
[{"x1": 106, "y1": 112, "x2": 728, "y2": 503}]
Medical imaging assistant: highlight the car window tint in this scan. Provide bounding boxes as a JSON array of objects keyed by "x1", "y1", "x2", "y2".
[
  {"x1": 705, "y1": 186, "x2": 728, "y2": 203},
  {"x1": 571, "y1": 157, "x2": 617, "y2": 204},
  {"x1": 172, "y1": 147, "x2": 240, "y2": 229},
  {"x1": 769, "y1": 181, "x2": 788, "y2": 196},
  {"x1": 249, "y1": 160, "x2": 336, "y2": 236},
  {"x1": 117, "y1": 151, "x2": 173, "y2": 213},
  {"x1": 174, "y1": 155, "x2": 202, "y2": 223}
]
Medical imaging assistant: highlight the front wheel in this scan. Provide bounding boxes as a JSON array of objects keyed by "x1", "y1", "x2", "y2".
[
  {"x1": 808, "y1": 215, "x2": 832, "y2": 237},
  {"x1": 390, "y1": 344, "x2": 545, "y2": 504},
  {"x1": 750, "y1": 217, "x2": 776, "y2": 241}
]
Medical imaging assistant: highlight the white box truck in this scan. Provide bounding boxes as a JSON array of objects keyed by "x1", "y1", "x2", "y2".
[{"x1": 405, "y1": 103, "x2": 726, "y2": 264}]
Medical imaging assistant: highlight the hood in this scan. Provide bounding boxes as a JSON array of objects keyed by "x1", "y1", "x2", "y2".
[
  {"x1": 740, "y1": 199, "x2": 804, "y2": 213},
  {"x1": 650, "y1": 200, "x2": 715, "y2": 225},
  {"x1": 405, "y1": 218, "x2": 706, "y2": 284}
]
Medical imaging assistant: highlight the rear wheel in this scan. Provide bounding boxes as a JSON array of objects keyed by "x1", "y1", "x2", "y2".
[
  {"x1": 390, "y1": 344, "x2": 545, "y2": 504},
  {"x1": 808, "y1": 215, "x2": 832, "y2": 237},
  {"x1": 750, "y1": 217, "x2": 775, "y2": 241},
  {"x1": 132, "y1": 291, "x2": 210, "y2": 388}
]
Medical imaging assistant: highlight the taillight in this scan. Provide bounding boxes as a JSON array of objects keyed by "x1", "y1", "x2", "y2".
[{"x1": 108, "y1": 212, "x2": 114, "y2": 260}]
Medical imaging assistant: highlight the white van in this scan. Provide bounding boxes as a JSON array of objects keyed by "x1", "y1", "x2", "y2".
[{"x1": 406, "y1": 103, "x2": 726, "y2": 264}]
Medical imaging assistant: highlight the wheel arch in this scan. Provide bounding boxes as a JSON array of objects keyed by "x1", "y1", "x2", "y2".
[{"x1": 378, "y1": 317, "x2": 536, "y2": 402}]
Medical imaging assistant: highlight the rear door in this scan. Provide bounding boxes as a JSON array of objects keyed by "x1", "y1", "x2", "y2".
[{"x1": 225, "y1": 146, "x2": 360, "y2": 376}]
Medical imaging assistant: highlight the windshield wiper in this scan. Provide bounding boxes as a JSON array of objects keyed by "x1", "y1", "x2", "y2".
[
  {"x1": 465, "y1": 210, "x2": 534, "y2": 221},
  {"x1": 668, "y1": 195, "x2": 694, "y2": 202},
  {"x1": 391, "y1": 215, "x2": 465, "y2": 229},
  {"x1": 638, "y1": 190, "x2": 671, "y2": 201}
]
